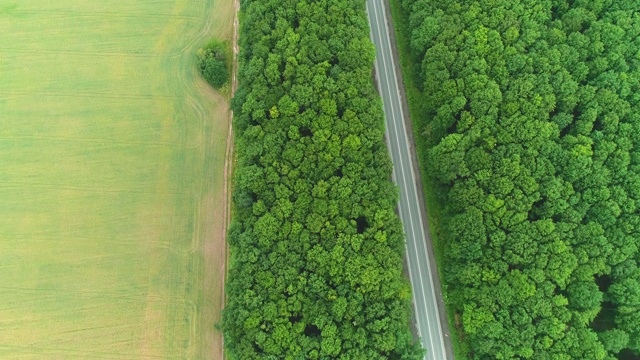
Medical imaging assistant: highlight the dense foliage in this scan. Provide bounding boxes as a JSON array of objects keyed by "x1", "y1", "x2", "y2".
[
  {"x1": 398, "y1": 0, "x2": 640, "y2": 358},
  {"x1": 197, "y1": 40, "x2": 228, "y2": 88},
  {"x1": 222, "y1": 0, "x2": 422, "y2": 358}
]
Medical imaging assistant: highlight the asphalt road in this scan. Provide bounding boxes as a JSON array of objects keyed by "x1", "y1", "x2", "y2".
[{"x1": 366, "y1": 0, "x2": 452, "y2": 359}]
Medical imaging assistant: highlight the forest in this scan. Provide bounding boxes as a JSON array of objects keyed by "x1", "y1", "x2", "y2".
[
  {"x1": 222, "y1": 0, "x2": 423, "y2": 358},
  {"x1": 395, "y1": 0, "x2": 640, "y2": 358}
]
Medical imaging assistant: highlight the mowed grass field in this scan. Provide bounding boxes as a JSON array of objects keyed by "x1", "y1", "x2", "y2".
[{"x1": 0, "y1": 0, "x2": 232, "y2": 358}]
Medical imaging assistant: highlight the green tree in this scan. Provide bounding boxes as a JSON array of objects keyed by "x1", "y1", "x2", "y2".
[{"x1": 197, "y1": 40, "x2": 228, "y2": 88}]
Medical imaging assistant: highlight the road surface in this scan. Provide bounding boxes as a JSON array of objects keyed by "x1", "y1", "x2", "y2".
[{"x1": 366, "y1": 0, "x2": 453, "y2": 359}]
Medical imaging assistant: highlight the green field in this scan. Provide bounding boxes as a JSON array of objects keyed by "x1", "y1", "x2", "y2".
[{"x1": 0, "y1": 1, "x2": 232, "y2": 358}]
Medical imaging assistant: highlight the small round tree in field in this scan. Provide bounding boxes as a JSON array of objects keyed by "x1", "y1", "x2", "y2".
[{"x1": 197, "y1": 40, "x2": 228, "y2": 89}]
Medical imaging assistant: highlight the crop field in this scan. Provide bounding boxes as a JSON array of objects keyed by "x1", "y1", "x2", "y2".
[{"x1": 0, "y1": 0, "x2": 232, "y2": 358}]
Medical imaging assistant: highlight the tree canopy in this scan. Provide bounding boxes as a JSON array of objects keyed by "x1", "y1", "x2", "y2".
[
  {"x1": 222, "y1": 0, "x2": 422, "y2": 358},
  {"x1": 398, "y1": 0, "x2": 640, "y2": 358},
  {"x1": 197, "y1": 40, "x2": 229, "y2": 89}
]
